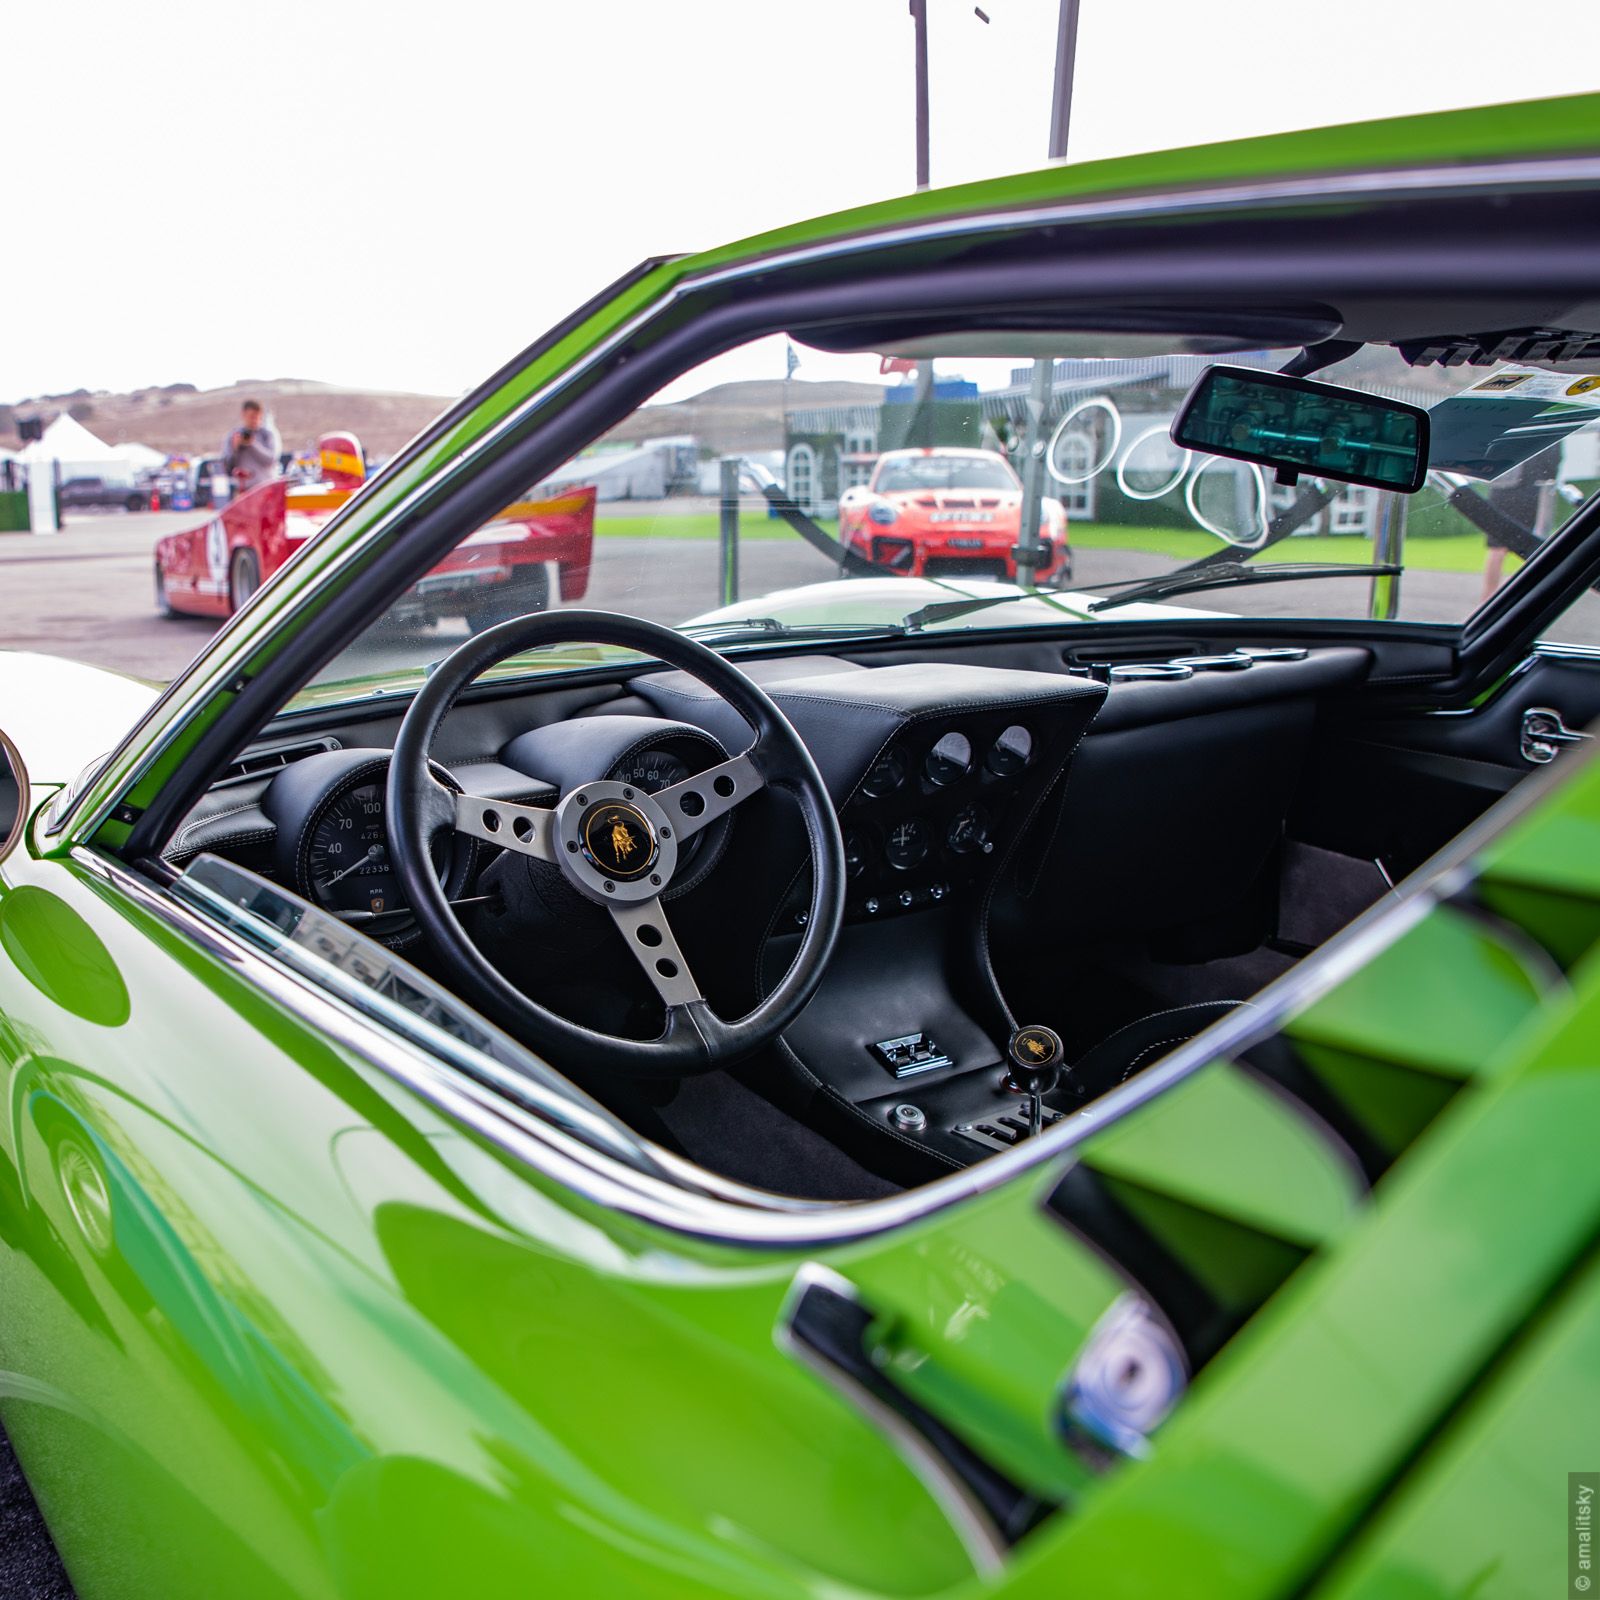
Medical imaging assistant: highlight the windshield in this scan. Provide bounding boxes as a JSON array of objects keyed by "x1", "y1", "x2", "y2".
[
  {"x1": 874, "y1": 455, "x2": 1018, "y2": 494},
  {"x1": 301, "y1": 335, "x2": 1600, "y2": 707}
]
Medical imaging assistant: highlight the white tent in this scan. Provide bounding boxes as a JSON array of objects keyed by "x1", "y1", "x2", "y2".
[
  {"x1": 17, "y1": 414, "x2": 135, "y2": 482},
  {"x1": 111, "y1": 441, "x2": 167, "y2": 472}
]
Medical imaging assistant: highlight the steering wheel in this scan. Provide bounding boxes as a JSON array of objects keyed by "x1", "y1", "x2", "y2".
[{"x1": 388, "y1": 610, "x2": 845, "y2": 1076}]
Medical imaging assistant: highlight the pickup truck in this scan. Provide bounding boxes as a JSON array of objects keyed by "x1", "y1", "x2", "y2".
[{"x1": 58, "y1": 476, "x2": 149, "y2": 513}]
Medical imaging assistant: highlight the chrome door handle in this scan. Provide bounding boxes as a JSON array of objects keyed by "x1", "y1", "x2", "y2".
[{"x1": 1521, "y1": 706, "x2": 1591, "y2": 765}]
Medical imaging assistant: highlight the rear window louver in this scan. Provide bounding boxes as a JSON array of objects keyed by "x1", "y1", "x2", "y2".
[{"x1": 218, "y1": 736, "x2": 341, "y2": 787}]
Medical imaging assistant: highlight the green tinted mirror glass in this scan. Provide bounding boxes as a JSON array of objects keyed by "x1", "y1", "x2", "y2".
[{"x1": 1172, "y1": 364, "x2": 1429, "y2": 492}]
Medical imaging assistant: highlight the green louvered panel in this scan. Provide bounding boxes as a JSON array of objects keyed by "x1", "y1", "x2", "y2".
[{"x1": 1079, "y1": 1060, "x2": 1365, "y2": 1251}]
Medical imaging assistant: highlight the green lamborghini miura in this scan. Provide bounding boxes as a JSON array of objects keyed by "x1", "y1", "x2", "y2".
[{"x1": 3, "y1": 93, "x2": 1600, "y2": 1599}]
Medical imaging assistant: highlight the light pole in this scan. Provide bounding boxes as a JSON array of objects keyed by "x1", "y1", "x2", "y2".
[
  {"x1": 909, "y1": 0, "x2": 931, "y2": 190},
  {"x1": 1015, "y1": 0, "x2": 1081, "y2": 589}
]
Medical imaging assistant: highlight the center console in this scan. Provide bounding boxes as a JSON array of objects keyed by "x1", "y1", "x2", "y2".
[{"x1": 637, "y1": 658, "x2": 1107, "y2": 1181}]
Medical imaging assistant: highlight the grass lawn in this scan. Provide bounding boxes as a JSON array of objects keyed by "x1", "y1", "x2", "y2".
[
  {"x1": 595, "y1": 511, "x2": 809, "y2": 542},
  {"x1": 1072, "y1": 524, "x2": 1516, "y2": 575},
  {"x1": 595, "y1": 510, "x2": 1515, "y2": 576}
]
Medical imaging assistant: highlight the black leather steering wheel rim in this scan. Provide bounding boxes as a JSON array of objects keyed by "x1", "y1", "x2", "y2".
[{"x1": 388, "y1": 609, "x2": 845, "y2": 1076}]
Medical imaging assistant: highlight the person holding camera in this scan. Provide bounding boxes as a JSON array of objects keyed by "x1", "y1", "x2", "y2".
[{"x1": 222, "y1": 399, "x2": 281, "y2": 499}]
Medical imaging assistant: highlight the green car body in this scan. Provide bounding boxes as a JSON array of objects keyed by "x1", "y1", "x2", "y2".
[{"x1": 2, "y1": 93, "x2": 1600, "y2": 1598}]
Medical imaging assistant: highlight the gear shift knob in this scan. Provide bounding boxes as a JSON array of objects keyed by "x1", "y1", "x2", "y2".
[{"x1": 1005, "y1": 1024, "x2": 1065, "y2": 1138}]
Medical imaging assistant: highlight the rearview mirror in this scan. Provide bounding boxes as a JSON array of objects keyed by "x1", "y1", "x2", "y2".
[
  {"x1": 0, "y1": 729, "x2": 29, "y2": 865},
  {"x1": 1172, "y1": 364, "x2": 1429, "y2": 493}
]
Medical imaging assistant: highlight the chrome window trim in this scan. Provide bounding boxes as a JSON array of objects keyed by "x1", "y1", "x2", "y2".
[
  {"x1": 1422, "y1": 643, "x2": 1600, "y2": 721},
  {"x1": 67, "y1": 733, "x2": 1578, "y2": 1246},
  {"x1": 55, "y1": 151, "x2": 1600, "y2": 848}
]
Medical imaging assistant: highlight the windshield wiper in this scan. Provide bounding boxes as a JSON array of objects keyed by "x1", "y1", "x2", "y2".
[
  {"x1": 899, "y1": 589, "x2": 1094, "y2": 631},
  {"x1": 1085, "y1": 561, "x2": 1400, "y2": 613},
  {"x1": 678, "y1": 616, "x2": 906, "y2": 646}
]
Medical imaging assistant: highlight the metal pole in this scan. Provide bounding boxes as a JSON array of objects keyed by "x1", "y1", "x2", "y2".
[
  {"x1": 719, "y1": 457, "x2": 741, "y2": 607},
  {"x1": 1370, "y1": 492, "x2": 1406, "y2": 620},
  {"x1": 1046, "y1": 0, "x2": 1081, "y2": 162},
  {"x1": 1016, "y1": 0, "x2": 1082, "y2": 590},
  {"x1": 910, "y1": 0, "x2": 930, "y2": 191}
]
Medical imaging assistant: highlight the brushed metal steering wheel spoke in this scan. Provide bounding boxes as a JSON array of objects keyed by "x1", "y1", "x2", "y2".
[
  {"x1": 454, "y1": 792, "x2": 555, "y2": 862},
  {"x1": 609, "y1": 897, "x2": 704, "y2": 1007},
  {"x1": 653, "y1": 750, "x2": 764, "y2": 841}
]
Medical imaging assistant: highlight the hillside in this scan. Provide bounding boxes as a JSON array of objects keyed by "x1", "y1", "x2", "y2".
[
  {"x1": 0, "y1": 379, "x2": 455, "y2": 459},
  {"x1": 609, "y1": 378, "x2": 888, "y2": 453},
  {"x1": 1, "y1": 374, "x2": 891, "y2": 461}
]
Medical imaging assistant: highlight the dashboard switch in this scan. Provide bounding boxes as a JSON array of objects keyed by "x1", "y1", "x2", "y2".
[
  {"x1": 890, "y1": 1104, "x2": 928, "y2": 1133},
  {"x1": 871, "y1": 1032, "x2": 954, "y2": 1079}
]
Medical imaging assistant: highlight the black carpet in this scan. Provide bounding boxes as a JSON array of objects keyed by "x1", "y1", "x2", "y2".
[
  {"x1": 0, "y1": 1426, "x2": 74, "y2": 1599},
  {"x1": 657, "y1": 1070, "x2": 899, "y2": 1201}
]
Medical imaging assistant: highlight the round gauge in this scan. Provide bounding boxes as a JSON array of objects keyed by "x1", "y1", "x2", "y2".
[
  {"x1": 925, "y1": 731, "x2": 972, "y2": 788},
  {"x1": 884, "y1": 817, "x2": 931, "y2": 871},
  {"x1": 986, "y1": 725, "x2": 1033, "y2": 777},
  {"x1": 947, "y1": 804, "x2": 991, "y2": 855},
  {"x1": 843, "y1": 830, "x2": 868, "y2": 880},
  {"x1": 307, "y1": 781, "x2": 409, "y2": 921},
  {"x1": 863, "y1": 748, "x2": 908, "y2": 799},
  {"x1": 610, "y1": 746, "x2": 691, "y2": 794}
]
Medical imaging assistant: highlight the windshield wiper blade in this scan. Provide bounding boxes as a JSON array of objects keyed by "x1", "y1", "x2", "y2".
[
  {"x1": 899, "y1": 589, "x2": 1094, "y2": 631},
  {"x1": 678, "y1": 617, "x2": 906, "y2": 645},
  {"x1": 1085, "y1": 561, "x2": 1400, "y2": 613}
]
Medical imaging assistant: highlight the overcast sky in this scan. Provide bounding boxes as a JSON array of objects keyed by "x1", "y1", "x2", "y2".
[{"x1": 6, "y1": 0, "x2": 1595, "y2": 404}]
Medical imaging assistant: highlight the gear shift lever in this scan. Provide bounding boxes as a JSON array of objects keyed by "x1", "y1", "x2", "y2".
[{"x1": 1005, "y1": 1024, "x2": 1066, "y2": 1138}]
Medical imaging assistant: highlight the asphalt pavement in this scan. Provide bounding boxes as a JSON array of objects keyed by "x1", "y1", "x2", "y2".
[
  {"x1": 0, "y1": 1427, "x2": 74, "y2": 1598},
  {"x1": 0, "y1": 509, "x2": 1499, "y2": 686}
]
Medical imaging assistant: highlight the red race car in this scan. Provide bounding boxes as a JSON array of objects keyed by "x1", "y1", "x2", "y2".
[
  {"x1": 154, "y1": 432, "x2": 594, "y2": 622},
  {"x1": 838, "y1": 446, "x2": 1070, "y2": 583}
]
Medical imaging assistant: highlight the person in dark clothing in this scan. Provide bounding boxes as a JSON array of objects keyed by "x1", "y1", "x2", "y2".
[{"x1": 222, "y1": 399, "x2": 282, "y2": 499}]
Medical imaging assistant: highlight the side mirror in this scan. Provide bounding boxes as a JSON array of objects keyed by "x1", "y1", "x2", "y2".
[
  {"x1": 1172, "y1": 364, "x2": 1429, "y2": 493},
  {"x1": 0, "y1": 729, "x2": 28, "y2": 864}
]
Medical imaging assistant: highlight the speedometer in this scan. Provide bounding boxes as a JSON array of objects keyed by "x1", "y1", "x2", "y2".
[{"x1": 306, "y1": 781, "x2": 406, "y2": 919}]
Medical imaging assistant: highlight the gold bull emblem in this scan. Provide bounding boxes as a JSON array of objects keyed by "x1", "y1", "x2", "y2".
[{"x1": 610, "y1": 818, "x2": 638, "y2": 861}]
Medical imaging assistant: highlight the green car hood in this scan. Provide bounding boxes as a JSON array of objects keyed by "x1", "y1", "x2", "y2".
[{"x1": 0, "y1": 650, "x2": 158, "y2": 789}]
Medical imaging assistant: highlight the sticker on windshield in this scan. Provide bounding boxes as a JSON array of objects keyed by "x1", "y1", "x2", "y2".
[{"x1": 1427, "y1": 363, "x2": 1600, "y2": 479}]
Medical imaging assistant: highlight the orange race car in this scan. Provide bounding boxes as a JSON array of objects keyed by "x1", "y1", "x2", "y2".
[
  {"x1": 838, "y1": 445, "x2": 1070, "y2": 583},
  {"x1": 154, "y1": 432, "x2": 595, "y2": 622}
]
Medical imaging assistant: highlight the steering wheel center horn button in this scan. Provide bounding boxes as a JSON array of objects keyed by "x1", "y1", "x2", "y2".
[
  {"x1": 553, "y1": 780, "x2": 679, "y2": 903},
  {"x1": 580, "y1": 798, "x2": 658, "y2": 881}
]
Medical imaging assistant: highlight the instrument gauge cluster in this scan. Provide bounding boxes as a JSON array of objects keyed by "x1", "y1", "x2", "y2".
[{"x1": 841, "y1": 717, "x2": 1040, "y2": 918}]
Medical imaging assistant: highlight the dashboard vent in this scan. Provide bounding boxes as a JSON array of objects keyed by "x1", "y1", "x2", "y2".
[{"x1": 218, "y1": 735, "x2": 341, "y2": 788}]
